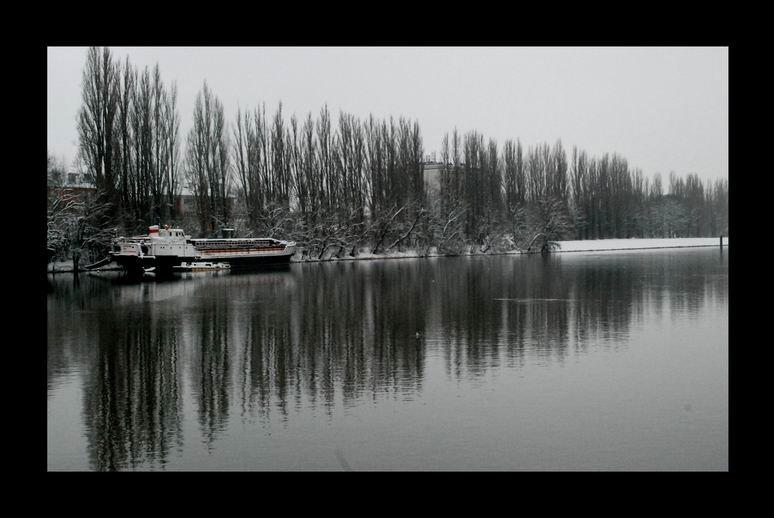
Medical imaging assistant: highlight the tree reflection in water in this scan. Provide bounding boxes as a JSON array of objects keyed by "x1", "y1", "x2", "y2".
[
  {"x1": 47, "y1": 249, "x2": 727, "y2": 469},
  {"x1": 236, "y1": 262, "x2": 427, "y2": 424},
  {"x1": 83, "y1": 300, "x2": 183, "y2": 471},
  {"x1": 189, "y1": 290, "x2": 231, "y2": 449}
]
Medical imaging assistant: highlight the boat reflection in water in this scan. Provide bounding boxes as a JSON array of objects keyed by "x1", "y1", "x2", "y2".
[{"x1": 47, "y1": 249, "x2": 728, "y2": 471}]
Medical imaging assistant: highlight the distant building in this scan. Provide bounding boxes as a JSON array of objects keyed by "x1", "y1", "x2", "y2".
[
  {"x1": 46, "y1": 169, "x2": 97, "y2": 202},
  {"x1": 46, "y1": 169, "x2": 204, "y2": 217},
  {"x1": 175, "y1": 184, "x2": 198, "y2": 216},
  {"x1": 422, "y1": 161, "x2": 445, "y2": 195}
]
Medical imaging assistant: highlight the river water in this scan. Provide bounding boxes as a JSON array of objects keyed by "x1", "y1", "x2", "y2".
[{"x1": 47, "y1": 248, "x2": 728, "y2": 471}]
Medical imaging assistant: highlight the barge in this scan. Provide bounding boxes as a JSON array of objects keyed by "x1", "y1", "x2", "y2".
[{"x1": 109, "y1": 225, "x2": 296, "y2": 274}]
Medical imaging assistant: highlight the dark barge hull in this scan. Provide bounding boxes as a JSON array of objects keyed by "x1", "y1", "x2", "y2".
[
  {"x1": 208, "y1": 253, "x2": 294, "y2": 270},
  {"x1": 112, "y1": 252, "x2": 294, "y2": 272}
]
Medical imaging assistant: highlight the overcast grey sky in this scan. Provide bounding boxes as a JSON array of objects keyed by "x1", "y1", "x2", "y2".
[{"x1": 47, "y1": 46, "x2": 728, "y2": 181}]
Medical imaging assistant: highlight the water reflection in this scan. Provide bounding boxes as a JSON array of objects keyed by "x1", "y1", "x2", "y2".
[
  {"x1": 189, "y1": 289, "x2": 231, "y2": 448},
  {"x1": 237, "y1": 262, "x2": 427, "y2": 423},
  {"x1": 434, "y1": 254, "x2": 651, "y2": 377},
  {"x1": 83, "y1": 303, "x2": 183, "y2": 471},
  {"x1": 47, "y1": 249, "x2": 728, "y2": 470}
]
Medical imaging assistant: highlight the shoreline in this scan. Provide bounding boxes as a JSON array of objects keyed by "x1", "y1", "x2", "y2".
[{"x1": 47, "y1": 237, "x2": 728, "y2": 273}]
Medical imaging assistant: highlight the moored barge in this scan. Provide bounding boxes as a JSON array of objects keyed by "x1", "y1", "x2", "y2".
[{"x1": 109, "y1": 225, "x2": 296, "y2": 273}]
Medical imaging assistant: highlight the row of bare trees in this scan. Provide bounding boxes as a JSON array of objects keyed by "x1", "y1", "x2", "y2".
[
  {"x1": 569, "y1": 150, "x2": 729, "y2": 240},
  {"x1": 232, "y1": 104, "x2": 424, "y2": 223},
  {"x1": 436, "y1": 130, "x2": 729, "y2": 253},
  {"x1": 77, "y1": 46, "x2": 181, "y2": 231},
  {"x1": 439, "y1": 133, "x2": 575, "y2": 253},
  {"x1": 230, "y1": 102, "x2": 426, "y2": 258},
  {"x1": 57, "y1": 47, "x2": 728, "y2": 265}
]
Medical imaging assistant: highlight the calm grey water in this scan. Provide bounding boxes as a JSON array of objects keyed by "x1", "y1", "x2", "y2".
[{"x1": 47, "y1": 248, "x2": 728, "y2": 471}]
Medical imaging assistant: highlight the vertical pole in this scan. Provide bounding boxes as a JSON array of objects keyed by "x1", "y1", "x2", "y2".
[{"x1": 720, "y1": 235, "x2": 723, "y2": 248}]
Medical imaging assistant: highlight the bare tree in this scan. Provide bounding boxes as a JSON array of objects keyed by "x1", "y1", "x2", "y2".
[
  {"x1": 523, "y1": 197, "x2": 574, "y2": 253},
  {"x1": 162, "y1": 82, "x2": 181, "y2": 221},
  {"x1": 47, "y1": 187, "x2": 81, "y2": 260},
  {"x1": 108, "y1": 55, "x2": 180, "y2": 230},
  {"x1": 270, "y1": 102, "x2": 292, "y2": 207},
  {"x1": 386, "y1": 205, "x2": 425, "y2": 252},
  {"x1": 370, "y1": 204, "x2": 407, "y2": 254},
  {"x1": 47, "y1": 186, "x2": 114, "y2": 271},
  {"x1": 185, "y1": 82, "x2": 231, "y2": 235},
  {"x1": 425, "y1": 198, "x2": 467, "y2": 255},
  {"x1": 77, "y1": 46, "x2": 120, "y2": 217}
]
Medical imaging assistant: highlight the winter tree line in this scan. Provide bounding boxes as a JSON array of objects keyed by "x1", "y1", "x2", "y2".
[
  {"x1": 47, "y1": 47, "x2": 729, "y2": 266},
  {"x1": 437, "y1": 133, "x2": 729, "y2": 253}
]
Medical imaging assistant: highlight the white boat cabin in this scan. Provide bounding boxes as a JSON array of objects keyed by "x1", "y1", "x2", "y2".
[{"x1": 115, "y1": 225, "x2": 198, "y2": 259}]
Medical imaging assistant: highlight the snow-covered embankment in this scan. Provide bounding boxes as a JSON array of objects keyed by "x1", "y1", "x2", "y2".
[{"x1": 553, "y1": 237, "x2": 728, "y2": 253}]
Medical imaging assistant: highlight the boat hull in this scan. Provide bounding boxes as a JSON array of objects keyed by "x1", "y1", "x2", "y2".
[
  {"x1": 212, "y1": 251, "x2": 294, "y2": 269},
  {"x1": 111, "y1": 251, "x2": 294, "y2": 272}
]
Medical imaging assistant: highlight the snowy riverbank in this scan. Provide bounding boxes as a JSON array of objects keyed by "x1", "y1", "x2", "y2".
[
  {"x1": 287, "y1": 237, "x2": 728, "y2": 263},
  {"x1": 47, "y1": 237, "x2": 728, "y2": 272},
  {"x1": 551, "y1": 237, "x2": 728, "y2": 253}
]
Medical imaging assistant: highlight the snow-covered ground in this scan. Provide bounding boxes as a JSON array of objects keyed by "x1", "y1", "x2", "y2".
[
  {"x1": 294, "y1": 249, "x2": 437, "y2": 263},
  {"x1": 553, "y1": 237, "x2": 728, "y2": 253},
  {"x1": 291, "y1": 237, "x2": 729, "y2": 262}
]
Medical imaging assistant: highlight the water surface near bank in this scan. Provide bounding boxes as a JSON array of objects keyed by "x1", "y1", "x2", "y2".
[{"x1": 47, "y1": 247, "x2": 728, "y2": 470}]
